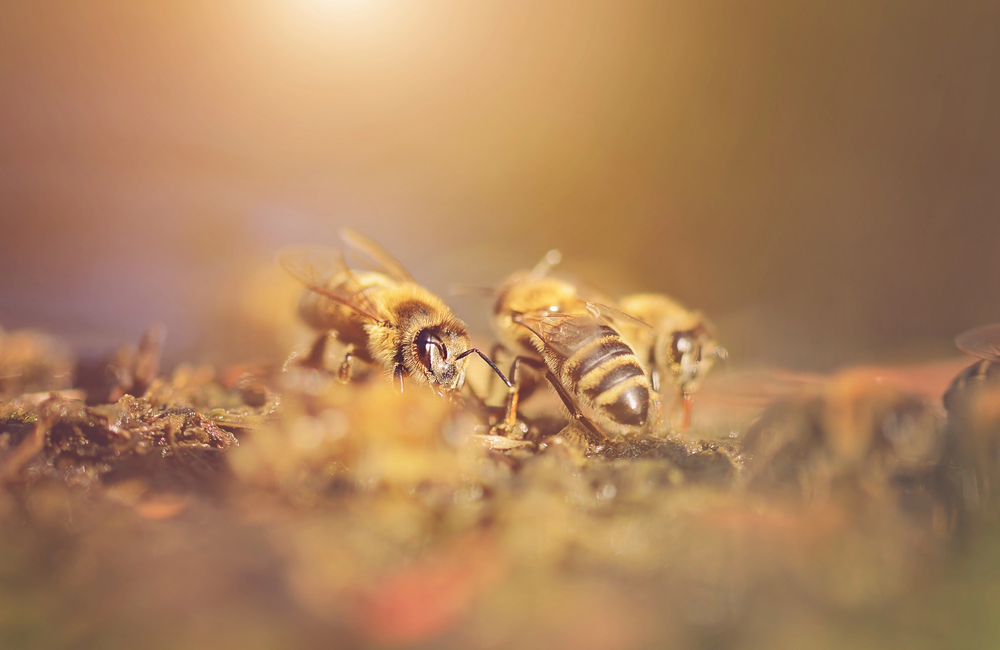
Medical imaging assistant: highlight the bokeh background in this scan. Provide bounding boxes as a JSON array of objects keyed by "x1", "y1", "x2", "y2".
[{"x1": 2, "y1": 0, "x2": 999, "y2": 370}]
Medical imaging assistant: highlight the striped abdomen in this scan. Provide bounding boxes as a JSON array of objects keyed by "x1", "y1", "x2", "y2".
[{"x1": 556, "y1": 324, "x2": 650, "y2": 427}]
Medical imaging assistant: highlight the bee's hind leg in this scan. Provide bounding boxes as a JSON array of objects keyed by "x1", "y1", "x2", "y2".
[{"x1": 543, "y1": 371, "x2": 610, "y2": 450}]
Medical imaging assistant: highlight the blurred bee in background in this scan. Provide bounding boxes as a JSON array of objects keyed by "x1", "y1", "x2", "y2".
[
  {"x1": 741, "y1": 371, "x2": 947, "y2": 524},
  {"x1": 490, "y1": 250, "x2": 654, "y2": 447},
  {"x1": 941, "y1": 323, "x2": 1000, "y2": 524},
  {"x1": 279, "y1": 229, "x2": 509, "y2": 395},
  {"x1": 0, "y1": 326, "x2": 74, "y2": 400},
  {"x1": 616, "y1": 293, "x2": 727, "y2": 430},
  {"x1": 944, "y1": 323, "x2": 1000, "y2": 414}
]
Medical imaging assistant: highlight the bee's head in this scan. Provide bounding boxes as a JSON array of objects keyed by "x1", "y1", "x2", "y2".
[
  {"x1": 660, "y1": 325, "x2": 726, "y2": 392},
  {"x1": 415, "y1": 327, "x2": 468, "y2": 391}
]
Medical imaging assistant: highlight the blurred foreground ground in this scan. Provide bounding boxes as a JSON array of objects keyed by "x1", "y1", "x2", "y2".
[{"x1": 3, "y1": 324, "x2": 1000, "y2": 650}]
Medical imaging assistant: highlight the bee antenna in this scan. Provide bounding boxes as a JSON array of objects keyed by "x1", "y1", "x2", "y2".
[
  {"x1": 449, "y1": 284, "x2": 496, "y2": 297},
  {"x1": 531, "y1": 250, "x2": 562, "y2": 278},
  {"x1": 455, "y1": 348, "x2": 512, "y2": 388}
]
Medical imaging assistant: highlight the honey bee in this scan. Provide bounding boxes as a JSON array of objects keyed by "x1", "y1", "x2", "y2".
[
  {"x1": 944, "y1": 323, "x2": 1000, "y2": 414},
  {"x1": 941, "y1": 323, "x2": 1000, "y2": 522},
  {"x1": 742, "y1": 371, "x2": 946, "y2": 517},
  {"x1": 491, "y1": 250, "x2": 653, "y2": 446},
  {"x1": 616, "y1": 294, "x2": 726, "y2": 429},
  {"x1": 279, "y1": 229, "x2": 508, "y2": 394}
]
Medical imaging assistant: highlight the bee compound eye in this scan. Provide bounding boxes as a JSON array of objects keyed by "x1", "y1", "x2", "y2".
[
  {"x1": 415, "y1": 329, "x2": 434, "y2": 368},
  {"x1": 669, "y1": 333, "x2": 687, "y2": 361},
  {"x1": 416, "y1": 329, "x2": 448, "y2": 369}
]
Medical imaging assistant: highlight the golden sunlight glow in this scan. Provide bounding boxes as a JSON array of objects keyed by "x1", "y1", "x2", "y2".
[
  {"x1": 294, "y1": 0, "x2": 383, "y2": 20},
  {"x1": 261, "y1": 0, "x2": 414, "y2": 62}
]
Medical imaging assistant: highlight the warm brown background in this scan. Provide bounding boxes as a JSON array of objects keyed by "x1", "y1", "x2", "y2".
[{"x1": 2, "y1": 0, "x2": 998, "y2": 369}]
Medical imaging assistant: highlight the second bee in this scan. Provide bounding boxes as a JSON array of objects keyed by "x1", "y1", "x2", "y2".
[{"x1": 491, "y1": 251, "x2": 655, "y2": 445}]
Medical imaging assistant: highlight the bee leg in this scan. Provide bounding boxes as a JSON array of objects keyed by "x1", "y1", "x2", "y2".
[
  {"x1": 649, "y1": 366, "x2": 661, "y2": 393},
  {"x1": 492, "y1": 356, "x2": 543, "y2": 437},
  {"x1": 666, "y1": 389, "x2": 694, "y2": 431},
  {"x1": 454, "y1": 347, "x2": 512, "y2": 421},
  {"x1": 501, "y1": 357, "x2": 526, "y2": 431},
  {"x1": 302, "y1": 331, "x2": 333, "y2": 370},
  {"x1": 543, "y1": 370, "x2": 609, "y2": 449},
  {"x1": 681, "y1": 390, "x2": 693, "y2": 430},
  {"x1": 393, "y1": 365, "x2": 405, "y2": 393},
  {"x1": 491, "y1": 357, "x2": 525, "y2": 436},
  {"x1": 647, "y1": 392, "x2": 665, "y2": 435},
  {"x1": 338, "y1": 344, "x2": 355, "y2": 383},
  {"x1": 283, "y1": 331, "x2": 334, "y2": 374}
]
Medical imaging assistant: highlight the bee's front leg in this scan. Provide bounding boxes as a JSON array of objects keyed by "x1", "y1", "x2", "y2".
[{"x1": 490, "y1": 356, "x2": 545, "y2": 439}]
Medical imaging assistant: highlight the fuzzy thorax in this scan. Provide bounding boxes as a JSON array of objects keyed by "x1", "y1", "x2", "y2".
[{"x1": 364, "y1": 283, "x2": 471, "y2": 389}]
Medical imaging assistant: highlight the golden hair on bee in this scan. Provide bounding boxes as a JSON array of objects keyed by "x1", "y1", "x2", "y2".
[{"x1": 279, "y1": 229, "x2": 509, "y2": 394}]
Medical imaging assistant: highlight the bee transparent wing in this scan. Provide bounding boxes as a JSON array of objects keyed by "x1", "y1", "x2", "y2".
[
  {"x1": 517, "y1": 309, "x2": 609, "y2": 358},
  {"x1": 449, "y1": 283, "x2": 496, "y2": 297},
  {"x1": 278, "y1": 245, "x2": 346, "y2": 287},
  {"x1": 278, "y1": 245, "x2": 384, "y2": 322},
  {"x1": 698, "y1": 367, "x2": 825, "y2": 409},
  {"x1": 956, "y1": 323, "x2": 1000, "y2": 362},
  {"x1": 340, "y1": 228, "x2": 415, "y2": 284},
  {"x1": 584, "y1": 301, "x2": 653, "y2": 331}
]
